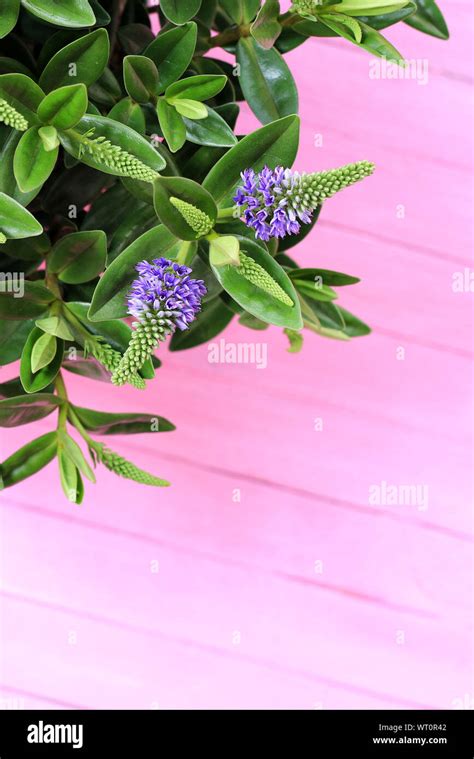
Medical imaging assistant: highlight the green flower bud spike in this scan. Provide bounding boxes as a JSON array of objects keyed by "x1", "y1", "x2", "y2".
[
  {"x1": 0, "y1": 98, "x2": 28, "y2": 131},
  {"x1": 93, "y1": 443, "x2": 170, "y2": 487},
  {"x1": 77, "y1": 129, "x2": 159, "y2": 182},
  {"x1": 238, "y1": 252, "x2": 294, "y2": 307},
  {"x1": 170, "y1": 197, "x2": 214, "y2": 237},
  {"x1": 111, "y1": 311, "x2": 168, "y2": 388},
  {"x1": 88, "y1": 340, "x2": 146, "y2": 390}
]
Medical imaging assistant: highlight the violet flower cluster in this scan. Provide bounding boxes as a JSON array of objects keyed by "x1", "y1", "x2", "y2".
[
  {"x1": 233, "y1": 162, "x2": 375, "y2": 241},
  {"x1": 127, "y1": 258, "x2": 207, "y2": 330}
]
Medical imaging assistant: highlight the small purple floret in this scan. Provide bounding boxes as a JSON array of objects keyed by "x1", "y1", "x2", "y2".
[
  {"x1": 233, "y1": 166, "x2": 310, "y2": 241},
  {"x1": 127, "y1": 258, "x2": 207, "y2": 330}
]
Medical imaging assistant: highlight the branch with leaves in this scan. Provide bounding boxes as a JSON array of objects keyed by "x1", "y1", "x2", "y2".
[{"x1": 0, "y1": 0, "x2": 448, "y2": 503}]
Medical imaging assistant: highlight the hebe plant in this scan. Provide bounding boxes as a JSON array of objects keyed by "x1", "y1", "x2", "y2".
[{"x1": 0, "y1": 0, "x2": 448, "y2": 503}]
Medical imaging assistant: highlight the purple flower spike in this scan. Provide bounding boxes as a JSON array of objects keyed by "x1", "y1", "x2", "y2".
[
  {"x1": 233, "y1": 161, "x2": 375, "y2": 241},
  {"x1": 127, "y1": 258, "x2": 207, "y2": 330}
]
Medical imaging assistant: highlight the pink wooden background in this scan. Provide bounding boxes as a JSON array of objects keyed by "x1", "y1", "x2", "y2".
[{"x1": 1, "y1": 2, "x2": 473, "y2": 710}]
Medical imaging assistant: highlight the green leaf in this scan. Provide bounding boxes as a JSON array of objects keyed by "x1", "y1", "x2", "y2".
[
  {"x1": 251, "y1": 0, "x2": 282, "y2": 49},
  {"x1": 59, "y1": 431, "x2": 95, "y2": 482},
  {"x1": 238, "y1": 312, "x2": 269, "y2": 330},
  {"x1": 37, "y1": 83, "x2": 88, "y2": 129},
  {"x1": 337, "y1": 306, "x2": 371, "y2": 337},
  {"x1": 0, "y1": 72, "x2": 44, "y2": 124},
  {"x1": 157, "y1": 98, "x2": 186, "y2": 153},
  {"x1": 30, "y1": 331, "x2": 57, "y2": 372},
  {"x1": 0, "y1": 393, "x2": 62, "y2": 427},
  {"x1": 1, "y1": 232, "x2": 50, "y2": 260},
  {"x1": 38, "y1": 125, "x2": 60, "y2": 151},
  {"x1": 48, "y1": 230, "x2": 107, "y2": 283},
  {"x1": 20, "y1": 326, "x2": 64, "y2": 392},
  {"x1": 404, "y1": 0, "x2": 449, "y2": 39},
  {"x1": 209, "y1": 235, "x2": 240, "y2": 267},
  {"x1": 284, "y1": 328, "x2": 303, "y2": 353},
  {"x1": 0, "y1": 191, "x2": 43, "y2": 239},
  {"x1": 0, "y1": 431, "x2": 57, "y2": 489},
  {"x1": 170, "y1": 98, "x2": 208, "y2": 119},
  {"x1": 36, "y1": 315, "x2": 74, "y2": 340},
  {"x1": 335, "y1": 0, "x2": 410, "y2": 15},
  {"x1": 160, "y1": 0, "x2": 202, "y2": 25},
  {"x1": 0, "y1": 280, "x2": 54, "y2": 320},
  {"x1": 88, "y1": 225, "x2": 182, "y2": 321},
  {"x1": 321, "y1": 13, "x2": 404, "y2": 61},
  {"x1": 236, "y1": 37, "x2": 298, "y2": 125},
  {"x1": 144, "y1": 22, "x2": 197, "y2": 94},
  {"x1": 354, "y1": 3, "x2": 416, "y2": 30},
  {"x1": 58, "y1": 114, "x2": 166, "y2": 177},
  {"x1": 203, "y1": 114, "x2": 300, "y2": 207},
  {"x1": 288, "y1": 267, "x2": 360, "y2": 287},
  {"x1": 39, "y1": 29, "x2": 109, "y2": 92},
  {"x1": 0, "y1": 319, "x2": 34, "y2": 363},
  {"x1": 321, "y1": 12, "x2": 363, "y2": 42},
  {"x1": 0, "y1": 131, "x2": 38, "y2": 205},
  {"x1": 118, "y1": 23, "x2": 155, "y2": 55},
  {"x1": 169, "y1": 295, "x2": 234, "y2": 351},
  {"x1": 182, "y1": 105, "x2": 237, "y2": 148},
  {"x1": 58, "y1": 448, "x2": 81, "y2": 503},
  {"x1": 20, "y1": 0, "x2": 96, "y2": 29},
  {"x1": 220, "y1": 0, "x2": 260, "y2": 23},
  {"x1": 0, "y1": 0, "x2": 20, "y2": 39},
  {"x1": 165, "y1": 74, "x2": 227, "y2": 102},
  {"x1": 123, "y1": 55, "x2": 159, "y2": 103},
  {"x1": 292, "y1": 279, "x2": 338, "y2": 302},
  {"x1": 210, "y1": 236, "x2": 303, "y2": 329},
  {"x1": 153, "y1": 176, "x2": 217, "y2": 241},
  {"x1": 0, "y1": 376, "x2": 31, "y2": 398},
  {"x1": 108, "y1": 97, "x2": 146, "y2": 135},
  {"x1": 13, "y1": 126, "x2": 58, "y2": 192},
  {"x1": 72, "y1": 406, "x2": 175, "y2": 435}
]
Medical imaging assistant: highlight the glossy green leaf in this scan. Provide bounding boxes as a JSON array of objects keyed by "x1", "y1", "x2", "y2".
[
  {"x1": 183, "y1": 105, "x2": 238, "y2": 147},
  {"x1": 39, "y1": 29, "x2": 109, "y2": 92},
  {"x1": 30, "y1": 331, "x2": 56, "y2": 372},
  {"x1": 251, "y1": 0, "x2": 282, "y2": 49},
  {"x1": 404, "y1": 0, "x2": 449, "y2": 39},
  {"x1": 37, "y1": 83, "x2": 88, "y2": 129},
  {"x1": 13, "y1": 126, "x2": 58, "y2": 192},
  {"x1": 209, "y1": 235, "x2": 240, "y2": 267},
  {"x1": 236, "y1": 37, "x2": 298, "y2": 125},
  {"x1": 171, "y1": 98, "x2": 208, "y2": 119},
  {"x1": 0, "y1": 0, "x2": 20, "y2": 39},
  {"x1": 59, "y1": 431, "x2": 95, "y2": 482},
  {"x1": 0, "y1": 376, "x2": 31, "y2": 398},
  {"x1": 153, "y1": 176, "x2": 217, "y2": 241},
  {"x1": 355, "y1": 3, "x2": 416, "y2": 30},
  {"x1": 335, "y1": 0, "x2": 410, "y2": 15},
  {"x1": 20, "y1": 326, "x2": 64, "y2": 392},
  {"x1": 58, "y1": 114, "x2": 166, "y2": 177},
  {"x1": 0, "y1": 431, "x2": 57, "y2": 489},
  {"x1": 321, "y1": 14, "x2": 404, "y2": 61},
  {"x1": 170, "y1": 295, "x2": 234, "y2": 351},
  {"x1": 123, "y1": 55, "x2": 159, "y2": 103},
  {"x1": 203, "y1": 114, "x2": 300, "y2": 207},
  {"x1": 108, "y1": 97, "x2": 146, "y2": 135},
  {"x1": 157, "y1": 98, "x2": 186, "y2": 153},
  {"x1": 0, "y1": 131, "x2": 39, "y2": 205},
  {"x1": 88, "y1": 225, "x2": 182, "y2": 321},
  {"x1": 165, "y1": 74, "x2": 227, "y2": 102},
  {"x1": 0, "y1": 319, "x2": 33, "y2": 363},
  {"x1": 321, "y1": 12, "x2": 363, "y2": 42},
  {"x1": 211, "y1": 236, "x2": 303, "y2": 329},
  {"x1": 0, "y1": 72, "x2": 44, "y2": 124},
  {"x1": 220, "y1": 0, "x2": 260, "y2": 23},
  {"x1": 118, "y1": 23, "x2": 155, "y2": 55},
  {"x1": 288, "y1": 267, "x2": 360, "y2": 287},
  {"x1": 0, "y1": 191, "x2": 43, "y2": 239},
  {"x1": 0, "y1": 280, "x2": 53, "y2": 320},
  {"x1": 38, "y1": 124, "x2": 60, "y2": 151},
  {"x1": 1, "y1": 232, "x2": 50, "y2": 261},
  {"x1": 21, "y1": 0, "x2": 96, "y2": 29},
  {"x1": 0, "y1": 393, "x2": 61, "y2": 427},
  {"x1": 48, "y1": 230, "x2": 107, "y2": 283},
  {"x1": 160, "y1": 0, "x2": 202, "y2": 25},
  {"x1": 144, "y1": 22, "x2": 197, "y2": 94},
  {"x1": 284, "y1": 327, "x2": 303, "y2": 353},
  {"x1": 72, "y1": 406, "x2": 175, "y2": 435},
  {"x1": 36, "y1": 315, "x2": 74, "y2": 340},
  {"x1": 58, "y1": 448, "x2": 81, "y2": 503}
]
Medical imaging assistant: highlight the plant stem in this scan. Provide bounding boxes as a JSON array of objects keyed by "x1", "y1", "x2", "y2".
[
  {"x1": 207, "y1": 13, "x2": 300, "y2": 48},
  {"x1": 217, "y1": 206, "x2": 238, "y2": 220},
  {"x1": 55, "y1": 372, "x2": 69, "y2": 431}
]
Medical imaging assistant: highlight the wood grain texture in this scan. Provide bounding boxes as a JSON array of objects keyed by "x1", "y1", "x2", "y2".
[{"x1": 1, "y1": 8, "x2": 472, "y2": 710}]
